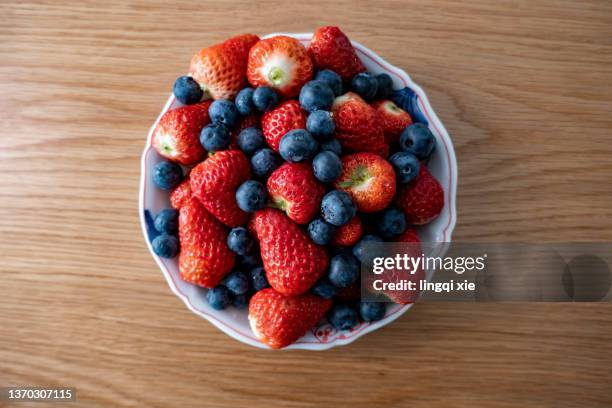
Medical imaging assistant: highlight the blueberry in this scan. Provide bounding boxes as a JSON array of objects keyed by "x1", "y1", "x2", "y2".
[
  {"x1": 279, "y1": 129, "x2": 318, "y2": 163},
  {"x1": 351, "y1": 72, "x2": 378, "y2": 101},
  {"x1": 232, "y1": 294, "x2": 249, "y2": 309},
  {"x1": 328, "y1": 304, "x2": 359, "y2": 330},
  {"x1": 251, "y1": 148, "x2": 279, "y2": 179},
  {"x1": 151, "y1": 234, "x2": 179, "y2": 258},
  {"x1": 314, "y1": 69, "x2": 343, "y2": 96},
  {"x1": 328, "y1": 252, "x2": 360, "y2": 288},
  {"x1": 200, "y1": 123, "x2": 230, "y2": 152},
  {"x1": 253, "y1": 86, "x2": 279, "y2": 112},
  {"x1": 389, "y1": 152, "x2": 420, "y2": 184},
  {"x1": 352, "y1": 234, "x2": 383, "y2": 263},
  {"x1": 227, "y1": 227, "x2": 254, "y2": 255},
  {"x1": 224, "y1": 270, "x2": 250, "y2": 295},
  {"x1": 375, "y1": 73, "x2": 394, "y2": 99},
  {"x1": 154, "y1": 208, "x2": 179, "y2": 234},
  {"x1": 249, "y1": 266, "x2": 269, "y2": 291},
  {"x1": 399, "y1": 123, "x2": 436, "y2": 160},
  {"x1": 235, "y1": 87, "x2": 255, "y2": 116},
  {"x1": 359, "y1": 301, "x2": 387, "y2": 322},
  {"x1": 311, "y1": 277, "x2": 338, "y2": 300},
  {"x1": 312, "y1": 151, "x2": 342, "y2": 183},
  {"x1": 237, "y1": 127, "x2": 264, "y2": 156},
  {"x1": 173, "y1": 75, "x2": 203, "y2": 105},
  {"x1": 206, "y1": 285, "x2": 231, "y2": 310},
  {"x1": 377, "y1": 207, "x2": 407, "y2": 238},
  {"x1": 236, "y1": 180, "x2": 267, "y2": 212},
  {"x1": 320, "y1": 138, "x2": 342, "y2": 156},
  {"x1": 306, "y1": 110, "x2": 335, "y2": 140},
  {"x1": 299, "y1": 80, "x2": 335, "y2": 113},
  {"x1": 208, "y1": 99, "x2": 240, "y2": 127},
  {"x1": 153, "y1": 161, "x2": 183, "y2": 190},
  {"x1": 321, "y1": 190, "x2": 356, "y2": 226},
  {"x1": 308, "y1": 218, "x2": 336, "y2": 245}
]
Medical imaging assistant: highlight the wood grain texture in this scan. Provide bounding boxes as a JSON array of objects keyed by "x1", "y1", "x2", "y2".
[{"x1": 1, "y1": 0, "x2": 612, "y2": 407}]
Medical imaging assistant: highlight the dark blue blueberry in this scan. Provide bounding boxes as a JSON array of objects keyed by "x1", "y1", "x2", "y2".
[
  {"x1": 251, "y1": 148, "x2": 279, "y2": 179},
  {"x1": 235, "y1": 180, "x2": 267, "y2": 212},
  {"x1": 328, "y1": 252, "x2": 360, "y2": 288},
  {"x1": 328, "y1": 304, "x2": 359, "y2": 330},
  {"x1": 153, "y1": 161, "x2": 183, "y2": 191},
  {"x1": 173, "y1": 75, "x2": 203, "y2": 105},
  {"x1": 151, "y1": 233, "x2": 179, "y2": 258},
  {"x1": 227, "y1": 227, "x2": 254, "y2": 255},
  {"x1": 237, "y1": 127, "x2": 264, "y2": 156},
  {"x1": 399, "y1": 123, "x2": 436, "y2": 160},
  {"x1": 206, "y1": 285, "x2": 231, "y2": 310},
  {"x1": 249, "y1": 266, "x2": 269, "y2": 291},
  {"x1": 232, "y1": 293, "x2": 249, "y2": 309},
  {"x1": 377, "y1": 207, "x2": 407, "y2": 238},
  {"x1": 299, "y1": 80, "x2": 335, "y2": 113},
  {"x1": 208, "y1": 99, "x2": 240, "y2": 127},
  {"x1": 306, "y1": 110, "x2": 335, "y2": 140},
  {"x1": 352, "y1": 234, "x2": 384, "y2": 263},
  {"x1": 308, "y1": 218, "x2": 336, "y2": 246},
  {"x1": 391, "y1": 87, "x2": 429, "y2": 125},
  {"x1": 154, "y1": 208, "x2": 179, "y2": 234},
  {"x1": 279, "y1": 129, "x2": 318, "y2": 163},
  {"x1": 224, "y1": 270, "x2": 250, "y2": 296},
  {"x1": 200, "y1": 123, "x2": 230, "y2": 152},
  {"x1": 238, "y1": 251, "x2": 262, "y2": 270},
  {"x1": 351, "y1": 72, "x2": 378, "y2": 101},
  {"x1": 359, "y1": 301, "x2": 387, "y2": 322},
  {"x1": 321, "y1": 190, "x2": 356, "y2": 226},
  {"x1": 389, "y1": 151, "x2": 420, "y2": 184},
  {"x1": 375, "y1": 73, "x2": 394, "y2": 99},
  {"x1": 253, "y1": 86, "x2": 279, "y2": 112},
  {"x1": 314, "y1": 69, "x2": 343, "y2": 96},
  {"x1": 311, "y1": 277, "x2": 338, "y2": 300},
  {"x1": 320, "y1": 138, "x2": 342, "y2": 156},
  {"x1": 312, "y1": 151, "x2": 342, "y2": 183},
  {"x1": 235, "y1": 87, "x2": 255, "y2": 116}
]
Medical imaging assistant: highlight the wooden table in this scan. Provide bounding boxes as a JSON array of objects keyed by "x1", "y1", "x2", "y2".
[{"x1": 1, "y1": 1, "x2": 611, "y2": 407}]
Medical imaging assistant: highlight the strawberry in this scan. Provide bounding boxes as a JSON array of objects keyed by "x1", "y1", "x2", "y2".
[
  {"x1": 336, "y1": 280, "x2": 361, "y2": 302},
  {"x1": 267, "y1": 162, "x2": 325, "y2": 224},
  {"x1": 395, "y1": 166, "x2": 444, "y2": 225},
  {"x1": 261, "y1": 100, "x2": 307, "y2": 151},
  {"x1": 190, "y1": 34, "x2": 259, "y2": 100},
  {"x1": 331, "y1": 92, "x2": 387, "y2": 156},
  {"x1": 372, "y1": 99, "x2": 413, "y2": 144},
  {"x1": 189, "y1": 150, "x2": 251, "y2": 227},
  {"x1": 247, "y1": 36, "x2": 313, "y2": 98},
  {"x1": 178, "y1": 199, "x2": 235, "y2": 288},
  {"x1": 250, "y1": 208, "x2": 328, "y2": 296},
  {"x1": 248, "y1": 288, "x2": 332, "y2": 349},
  {"x1": 170, "y1": 176, "x2": 194, "y2": 209},
  {"x1": 152, "y1": 100, "x2": 212, "y2": 165},
  {"x1": 229, "y1": 113, "x2": 260, "y2": 149},
  {"x1": 334, "y1": 152, "x2": 396, "y2": 213},
  {"x1": 308, "y1": 26, "x2": 366, "y2": 81},
  {"x1": 332, "y1": 216, "x2": 363, "y2": 246},
  {"x1": 383, "y1": 227, "x2": 424, "y2": 304}
]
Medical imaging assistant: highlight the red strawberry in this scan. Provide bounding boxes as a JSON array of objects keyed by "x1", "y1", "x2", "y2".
[
  {"x1": 397, "y1": 228, "x2": 420, "y2": 243},
  {"x1": 190, "y1": 34, "x2": 259, "y2": 100},
  {"x1": 267, "y1": 162, "x2": 324, "y2": 224},
  {"x1": 372, "y1": 99, "x2": 413, "y2": 144},
  {"x1": 152, "y1": 101, "x2": 212, "y2": 165},
  {"x1": 383, "y1": 227, "x2": 424, "y2": 304},
  {"x1": 190, "y1": 150, "x2": 250, "y2": 227},
  {"x1": 170, "y1": 176, "x2": 194, "y2": 209},
  {"x1": 261, "y1": 100, "x2": 306, "y2": 151},
  {"x1": 336, "y1": 280, "x2": 361, "y2": 302},
  {"x1": 247, "y1": 36, "x2": 313, "y2": 98},
  {"x1": 332, "y1": 216, "x2": 363, "y2": 246},
  {"x1": 248, "y1": 288, "x2": 332, "y2": 349},
  {"x1": 308, "y1": 26, "x2": 366, "y2": 81},
  {"x1": 331, "y1": 92, "x2": 387, "y2": 156},
  {"x1": 334, "y1": 152, "x2": 396, "y2": 213},
  {"x1": 395, "y1": 166, "x2": 444, "y2": 225},
  {"x1": 250, "y1": 208, "x2": 328, "y2": 296},
  {"x1": 229, "y1": 113, "x2": 260, "y2": 149},
  {"x1": 178, "y1": 199, "x2": 235, "y2": 288}
]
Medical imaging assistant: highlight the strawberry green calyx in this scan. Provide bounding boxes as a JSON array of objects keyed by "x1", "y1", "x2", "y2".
[
  {"x1": 339, "y1": 165, "x2": 371, "y2": 188},
  {"x1": 267, "y1": 67, "x2": 286, "y2": 86},
  {"x1": 269, "y1": 194, "x2": 290, "y2": 212}
]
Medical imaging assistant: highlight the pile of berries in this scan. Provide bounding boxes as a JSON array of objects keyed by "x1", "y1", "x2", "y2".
[{"x1": 149, "y1": 26, "x2": 444, "y2": 348}]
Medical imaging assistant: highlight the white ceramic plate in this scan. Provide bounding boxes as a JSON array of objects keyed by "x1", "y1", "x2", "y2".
[{"x1": 139, "y1": 32, "x2": 457, "y2": 350}]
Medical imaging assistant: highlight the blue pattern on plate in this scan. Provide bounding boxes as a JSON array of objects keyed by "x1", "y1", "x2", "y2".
[
  {"x1": 391, "y1": 87, "x2": 429, "y2": 126},
  {"x1": 144, "y1": 209, "x2": 160, "y2": 242}
]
